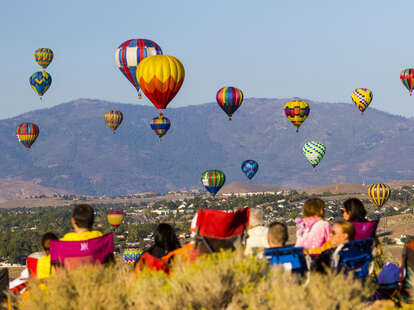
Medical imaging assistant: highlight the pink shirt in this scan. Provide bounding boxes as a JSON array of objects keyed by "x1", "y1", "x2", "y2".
[{"x1": 295, "y1": 216, "x2": 332, "y2": 250}]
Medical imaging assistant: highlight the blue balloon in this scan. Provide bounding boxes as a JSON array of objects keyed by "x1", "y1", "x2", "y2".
[{"x1": 241, "y1": 160, "x2": 259, "y2": 180}]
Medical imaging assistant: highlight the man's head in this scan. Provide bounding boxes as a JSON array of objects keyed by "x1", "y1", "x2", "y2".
[
  {"x1": 267, "y1": 221, "x2": 288, "y2": 248},
  {"x1": 72, "y1": 204, "x2": 95, "y2": 231},
  {"x1": 331, "y1": 221, "x2": 355, "y2": 247},
  {"x1": 249, "y1": 208, "x2": 264, "y2": 229}
]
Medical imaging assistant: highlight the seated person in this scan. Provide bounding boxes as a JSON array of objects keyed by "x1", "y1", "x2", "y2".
[
  {"x1": 61, "y1": 204, "x2": 102, "y2": 241},
  {"x1": 37, "y1": 232, "x2": 58, "y2": 280},
  {"x1": 313, "y1": 221, "x2": 355, "y2": 273},
  {"x1": 245, "y1": 208, "x2": 269, "y2": 256},
  {"x1": 342, "y1": 198, "x2": 367, "y2": 222},
  {"x1": 267, "y1": 221, "x2": 288, "y2": 248}
]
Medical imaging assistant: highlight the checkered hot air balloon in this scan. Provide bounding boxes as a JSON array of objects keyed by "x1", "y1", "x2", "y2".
[
  {"x1": 368, "y1": 184, "x2": 391, "y2": 208},
  {"x1": 201, "y1": 170, "x2": 226, "y2": 196},
  {"x1": 351, "y1": 88, "x2": 373, "y2": 114},
  {"x1": 29, "y1": 71, "x2": 52, "y2": 101},
  {"x1": 400, "y1": 69, "x2": 414, "y2": 96},
  {"x1": 104, "y1": 110, "x2": 123, "y2": 134},
  {"x1": 107, "y1": 211, "x2": 124, "y2": 227},
  {"x1": 241, "y1": 160, "x2": 259, "y2": 180},
  {"x1": 136, "y1": 55, "x2": 185, "y2": 110},
  {"x1": 34, "y1": 48, "x2": 54, "y2": 70},
  {"x1": 303, "y1": 141, "x2": 326, "y2": 170},
  {"x1": 115, "y1": 39, "x2": 162, "y2": 99},
  {"x1": 150, "y1": 113, "x2": 171, "y2": 140},
  {"x1": 16, "y1": 122, "x2": 39, "y2": 151},
  {"x1": 216, "y1": 87, "x2": 244, "y2": 120},
  {"x1": 284, "y1": 100, "x2": 310, "y2": 132},
  {"x1": 123, "y1": 247, "x2": 142, "y2": 264}
]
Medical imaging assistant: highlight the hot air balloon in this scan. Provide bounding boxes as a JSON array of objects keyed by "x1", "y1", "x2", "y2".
[
  {"x1": 150, "y1": 113, "x2": 171, "y2": 140},
  {"x1": 104, "y1": 110, "x2": 123, "y2": 134},
  {"x1": 115, "y1": 39, "x2": 163, "y2": 99},
  {"x1": 16, "y1": 122, "x2": 39, "y2": 151},
  {"x1": 368, "y1": 184, "x2": 391, "y2": 208},
  {"x1": 34, "y1": 48, "x2": 54, "y2": 70},
  {"x1": 136, "y1": 55, "x2": 185, "y2": 110},
  {"x1": 216, "y1": 87, "x2": 243, "y2": 120},
  {"x1": 241, "y1": 160, "x2": 258, "y2": 180},
  {"x1": 303, "y1": 141, "x2": 326, "y2": 170},
  {"x1": 123, "y1": 247, "x2": 143, "y2": 264},
  {"x1": 351, "y1": 88, "x2": 373, "y2": 114},
  {"x1": 284, "y1": 100, "x2": 310, "y2": 132},
  {"x1": 107, "y1": 211, "x2": 124, "y2": 227},
  {"x1": 400, "y1": 69, "x2": 414, "y2": 96},
  {"x1": 201, "y1": 170, "x2": 225, "y2": 196},
  {"x1": 29, "y1": 71, "x2": 52, "y2": 100}
]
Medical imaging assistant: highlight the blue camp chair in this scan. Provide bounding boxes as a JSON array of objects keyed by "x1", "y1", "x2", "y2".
[
  {"x1": 264, "y1": 246, "x2": 311, "y2": 277},
  {"x1": 331, "y1": 238, "x2": 375, "y2": 279}
]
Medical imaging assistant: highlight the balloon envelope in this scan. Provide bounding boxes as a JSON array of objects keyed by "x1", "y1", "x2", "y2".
[
  {"x1": 34, "y1": 48, "x2": 54, "y2": 69},
  {"x1": 104, "y1": 110, "x2": 123, "y2": 132},
  {"x1": 29, "y1": 71, "x2": 52, "y2": 99},
  {"x1": 400, "y1": 69, "x2": 414, "y2": 95},
  {"x1": 115, "y1": 39, "x2": 162, "y2": 94},
  {"x1": 136, "y1": 55, "x2": 185, "y2": 109},
  {"x1": 16, "y1": 123, "x2": 39, "y2": 149},
  {"x1": 303, "y1": 141, "x2": 326, "y2": 168},
  {"x1": 150, "y1": 113, "x2": 171, "y2": 139},
  {"x1": 368, "y1": 184, "x2": 391, "y2": 208},
  {"x1": 241, "y1": 160, "x2": 259, "y2": 180},
  {"x1": 201, "y1": 170, "x2": 226, "y2": 196},
  {"x1": 123, "y1": 247, "x2": 143, "y2": 264},
  {"x1": 351, "y1": 88, "x2": 373, "y2": 113},
  {"x1": 216, "y1": 87, "x2": 243, "y2": 120},
  {"x1": 284, "y1": 100, "x2": 310, "y2": 132},
  {"x1": 107, "y1": 211, "x2": 124, "y2": 227}
]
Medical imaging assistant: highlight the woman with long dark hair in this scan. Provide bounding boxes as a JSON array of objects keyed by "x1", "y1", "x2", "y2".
[
  {"x1": 146, "y1": 223, "x2": 181, "y2": 258},
  {"x1": 342, "y1": 198, "x2": 367, "y2": 222}
]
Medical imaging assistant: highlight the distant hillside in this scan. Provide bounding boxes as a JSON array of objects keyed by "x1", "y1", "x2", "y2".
[
  {"x1": 301, "y1": 183, "x2": 368, "y2": 195},
  {"x1": 1, "y1": 98, "x2": 414, "y2": 195},
  {"x1": 220, "y1": 182, "x2": 282, "y2": 194}
]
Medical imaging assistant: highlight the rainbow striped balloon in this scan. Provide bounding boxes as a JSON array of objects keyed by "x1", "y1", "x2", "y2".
[
  {"x1": 150, "y1": 113, "x2": 171, "y2": 140},
  {"x1": 303, "y1": 141, "x2": 326, "y2": 169},
  {"x1": 107, "y1": 211, "x2": 124, "y2": 227},
  {"x1": 34, "y1": 48, "x2": 54, "y2": 69},
  {"x1": 368, "y1": 184, "x2": 391, "y2": 208},
  {"x1": 284, "y1": 100, "x2": 310, "y2": 132},
  {"x1": 201, "y1": 170, "x2": 226, "y2": 196},
  {"x1": 351, "y1": 88, "x2": 373, "y2": 113},
  {"x1": 16, "y1": 122, "x2": 39, "y2": 150},
  {"x1": 216, "y1": 87, "x2": 243, "y2": 120},
  {"x1": 104, "y1": 110, "x2": 123, "y2": 133},
  {"x1": 400, "y1": 69, "x2": 414, "y2": 96}
]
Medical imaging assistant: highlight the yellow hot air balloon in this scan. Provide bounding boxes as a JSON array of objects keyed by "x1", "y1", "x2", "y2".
[
  {"x1": 107, "y1": 211, "x2": 124, "y2": 227},
  {"x1": 283, "y1": 100, "x2": 310, "y2": 132},
  {"x1": 368, "y1": 183, "x2": 390, "y2": 208},
  {"x1": 351, "y1": 88, "x2": 373, "y2": 114},
  {"x1": 136, "y1": 55, "x2": 185, "y2": 110}
]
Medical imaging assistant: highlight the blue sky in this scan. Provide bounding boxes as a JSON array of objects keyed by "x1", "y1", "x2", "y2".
[{"x1": 1, "y1": 0, "x2": 413, "y2": 119}]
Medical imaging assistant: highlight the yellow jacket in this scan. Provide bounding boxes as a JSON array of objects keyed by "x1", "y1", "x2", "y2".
[{"x1": 60, "y1": 230, "x2": 103, "y2": 241}]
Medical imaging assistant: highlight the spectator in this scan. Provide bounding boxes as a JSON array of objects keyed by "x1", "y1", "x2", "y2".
[
  {"x1": 145, "y1": 223, "x2": 181, "y2": 258},
  {"x1": 295, "y1": 198, "x2": 331, "y2": 250},
  {"x1": 37, "y1": 232, "x2": 58, "y2": 280},
  {"x1": 342, "y1": 198, "x2": 367, "y2": 222},
  {"x1": 245, "y1": 208, "x2": 269, "y2": 255},
  {"x1": 267, "y1": 221, "x2": 288, "y2": 248},
  {"x1": 60, "y1": 204, "x2": 103, "y2": 241}
]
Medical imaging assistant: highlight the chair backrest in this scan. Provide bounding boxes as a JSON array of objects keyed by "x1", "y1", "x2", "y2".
[
  {"x1": 351, "y1": 220, "x2": 379, "y2": 240},
  {"x1": 26, "y1": 251, "x2": 45, "y2": 279},
  {"x1": 264, "y1": 246, "x2": 309, "y2": 276},
  {"x1": 50, "y1": 233, "x2": 114, "y2": 270},
  {"x1": 401, "y1": 235, "x2": 414, "y2": 299},
  {"x1": 332, "y1": 238, "x2": 374, "y2": 279}
]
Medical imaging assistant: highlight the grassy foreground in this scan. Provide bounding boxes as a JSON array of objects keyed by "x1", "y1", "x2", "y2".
[{"x1": 8, "y1": 250, "x2": 407, "y2": 310}]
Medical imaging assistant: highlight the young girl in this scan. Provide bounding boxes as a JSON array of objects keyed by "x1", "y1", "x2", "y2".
[{"x1": 295, "y1": 198, "x2": 331, "y2": 250}]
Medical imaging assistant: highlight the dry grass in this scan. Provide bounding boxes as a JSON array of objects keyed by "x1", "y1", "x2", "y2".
[{"x1": 13, "y1": 251, "x2": 383, "y2": 310}]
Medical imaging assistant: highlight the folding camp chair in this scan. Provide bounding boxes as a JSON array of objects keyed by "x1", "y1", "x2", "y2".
[
  {"x1": 400, "y1": 235, "x2": 414, "y2": 302},
  {"x1": 50, "y1": 233, "x2": 114, "y2": 270},
  {"x1": 331, "y1": 238, "x2": 375, "y2": 280},
  {"x1": 351, "y1": 220, "x2": 379, "y2": 240},
  {"x1": 194, "y1": 208, "x2": 250, "y2": 255},
  {"x1": 264, "y1": 246, "x2": 311, "y2": 277}
]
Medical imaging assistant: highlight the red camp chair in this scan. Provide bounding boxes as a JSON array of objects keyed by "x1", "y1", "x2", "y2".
[{"x1": 50, "y1": 233, "x2": 114, "y2": 271}]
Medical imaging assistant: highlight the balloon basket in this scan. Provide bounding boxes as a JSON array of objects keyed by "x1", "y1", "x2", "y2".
[
  {"x1": 39, "y1": 97, "x2": 43, "y2": 101},
  {"x1": 296, "y1": 128, "x2": 299, "y2": 133},
  {"x1": 313, "y1": 167, "x2": 316, "y2": 174},
  {"x1": 112, "y1": 131, "x2": 116, "y2": 135},
  {"x1": 26, "y1": 149, "x2": 29, "y2": 152},
  {"x1": 138, "y1": 93, "x2": 142, "y2": 99}
]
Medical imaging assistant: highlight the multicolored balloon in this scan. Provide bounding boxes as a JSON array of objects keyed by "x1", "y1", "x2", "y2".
[
  {"x1": 136, "y1": 55, "x2": 185, "y2": 109},
  {"x1": 16, "y1": 123, "x2": 39, "y2": 151},
  {"x1": 29, "y1": 71, "x2": 52, "y2": 100},
  {"x1": 368, "y1": 184, "x2": 391, "y2": 208},
  {"x1": 216, "y1": 87, "x2": 243, "y2": 120},
  {"x1": 107, "y1": 211, "x2": 124, "y2": 227},
  {"x1": 351, "y1": 88, "x2": 373, "y2": 114},
  {"x1": 303, "y1": 141, "x2": 326, "y2": 169},
  {"x1": 115, "y1": 39, "x2": 162, "y2": 99},
  {"x1": 284, "y1": 100, "x2": 310, "y2": 132},
  {"x1": 34, "y1": 48, "x2": 54, "y2": 69},
  {"x1": 104, "y1": 110, "x2": 123, "y2": 133},
  {"x1": 201, "y1": 170, "x2": 226, "y2": 196},
  {"x1": 123, "y1": 247, "x2": 143, "y2": 264},
  {"x1": 150, "y1": 113, "x2": 171, "y2": 140},
  {"x1": 400, "y1": 69, "x2": 414, "y2": 96},
  {"x1": 241, "y1": 160, "x2": 259, "y2": 180}
]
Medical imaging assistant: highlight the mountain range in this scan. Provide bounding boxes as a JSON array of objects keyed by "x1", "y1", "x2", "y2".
[{"x1": 1, "y1": 98, "x2": 413, "y2": 196}]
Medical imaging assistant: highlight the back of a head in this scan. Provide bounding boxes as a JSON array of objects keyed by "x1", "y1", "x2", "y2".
[
  {"x1": 303, "y1": 198, "x2": 325, "y2": 218},
  {"x1": 249, "y1": 208, "x2": 264, "y2": 227},
  {"x1": 268, "y1": 221, "x2": 288, "y2": 247},
  {"x1": 336, "y1": 221, "x2": 356, "y2": 241},
  {"x1": 154, "y1": 223, "x2": 181, "y2": 253},
  {"x1": 41, "y1": 232, "x2": 58, "y2": 253},
  {"x1": 72, "y1": 204, "x2": 95, "y2": 230},
  {"x1": 343, "y1": 198, "x2": 367, "y2": 222}
]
